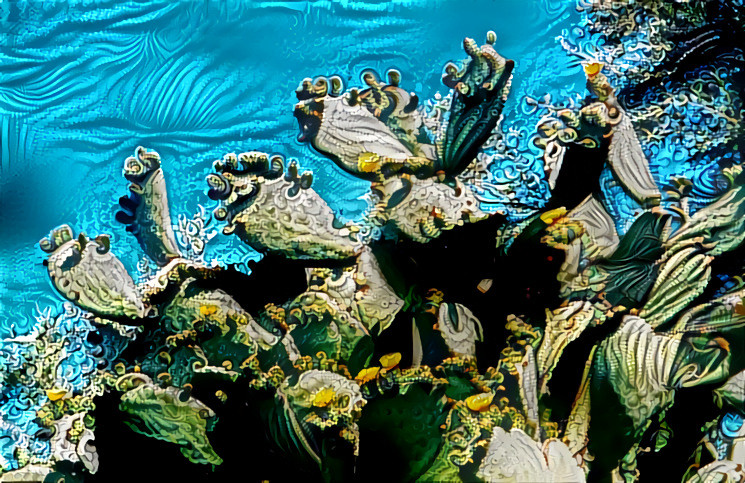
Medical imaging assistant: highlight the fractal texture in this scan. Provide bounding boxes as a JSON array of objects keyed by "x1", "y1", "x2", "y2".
[{"x1": 0, "y1": 1, "x2": 744, "y2": 482}]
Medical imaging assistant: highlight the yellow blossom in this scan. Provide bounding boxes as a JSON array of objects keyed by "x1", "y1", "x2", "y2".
[
  {"x1": 379, "y1": 352, "x2": 402, "y2": 370},
  {"x1": 355, "y1": 367, "x2": 380, "y2": 384},
  {"x1": 200, "y1": 304, "x2": 219, "y2": 317},
  {"x1": 46, "y1": 388, "x2": 69, "y2": 402},
  {"x1": 539, "y1": 207, "x2": 566, "y2": 225},
  {"x1": 312, "y1": 387, "x2": 335, "y2": 407},
  {"x1": 583, "y1": 62, "x2": 603, "y2": 77},
  {"x1": 465, "y1": 392, "x2": 494, "y2": 412}
]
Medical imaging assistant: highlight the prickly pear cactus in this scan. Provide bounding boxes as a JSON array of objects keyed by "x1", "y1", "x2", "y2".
[{"x1": 2, "y1": 2, "x2": 744, "y2": 482}]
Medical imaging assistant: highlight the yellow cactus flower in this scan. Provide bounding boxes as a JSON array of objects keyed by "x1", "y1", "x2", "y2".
[
  {"x1": 355, "y1": 367, "x2": 380, "y2": 384},
  {"x1": 465, "y1": 392, "x2": 494, "y2": 412},
  {"x1": 200, "y1": 304, "x2": 219, "y2": 317},
  {"x1": 312, "y1": 387, "x2": 335, "y2": 407},
  {"x1": 539, "y1": 207, "x2": 566, "y2": 225},
  {"x1": 46, "y1": 388, "x2": 69, "y2": 402},
  {"x1": 379, "y1": 352, "x2": 402, "y2": 370},
  {"x1": 583, "y1": 62, "x2": 603, "y2": 77},
  {"x1": 358, "y1": 152, "x2": 381, "y2": 173}
]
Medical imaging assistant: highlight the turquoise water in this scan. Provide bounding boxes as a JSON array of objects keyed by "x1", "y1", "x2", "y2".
[{"x1": 0, "y1": 0, "x2": 584, "y2": 336}]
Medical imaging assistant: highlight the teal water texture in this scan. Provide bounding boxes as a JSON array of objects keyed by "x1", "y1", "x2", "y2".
[{"x1": 0, "y1": 0, "x2": 585, "y2": 336}]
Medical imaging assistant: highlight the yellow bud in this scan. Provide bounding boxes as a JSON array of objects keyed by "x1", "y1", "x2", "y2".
[
  {"x1": 46, "y1": 388, "x2": 68, "y2": 402},
  {"x1": 312, "y1": 387, "x2": 335, "y2": 407},
  {"x1": 355, "y1": 367, "x2": 380, "y2": 384},
  {"x1": 358, "y1": 152, "x2": 380, "y2": 172},
  {"x1": 379, "y1": 352, "x2": 402, "y2": 370},
  {"x1": 200, "y1": 304, "x2": 218, "y2": 317},
  {"x1": 583, "y1": 62, "x2": 603, "y2": 77},
  {"x1": 465, "y1": 392, "x2": 494, "y2": 412},
  {"x1": 540, "y1": 207, "x2": 567, "y2": 225}
]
